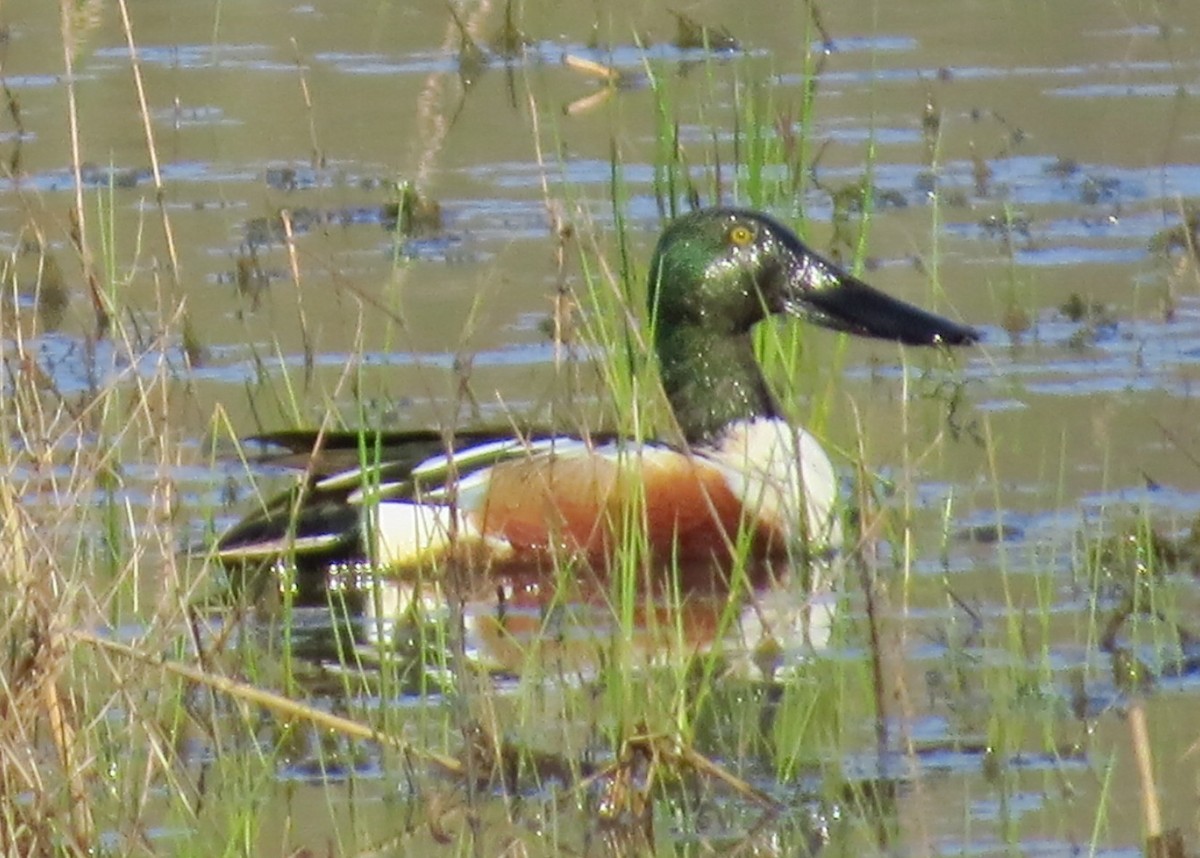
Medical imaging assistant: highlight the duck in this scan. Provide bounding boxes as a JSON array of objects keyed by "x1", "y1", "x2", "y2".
[{"x1": 214, "y1": 208, "x2": 978, "y2": 575}]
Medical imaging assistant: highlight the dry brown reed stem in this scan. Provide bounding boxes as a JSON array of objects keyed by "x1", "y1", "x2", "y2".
[
  {"x1": 279, "y1": 209, "x2": 315, "y2": 387},
  {"x1": 523, "y1": 85, "x2": 572, "y2": 371},
  {"x1": 116, "y1": 0, "x2": 180, "y2": 282},
  {"x1": 563, "y1": 87, "x2": 615, "y2": 117},
  {"x1": 563, "y1": 55, "x2": 621, "y2": 83},
  {"x1": 1126, "y1": 700, "x2": 1162, "y2": 841},
  {"x1": 848, "y1": 393, "x2": 934, "y2": 858},
  {"x1": 57, "y1": 0, "x2": 109, "y2": 337},
  {"x1": 70, "y1": 630, "x2": 466, "y2": 778},
  {"x1": 290, "y1": 37, "x2": 323, "y2": 167},
  {"x1": 0, "y1": 480, "x2": 95, "y2": 852}
]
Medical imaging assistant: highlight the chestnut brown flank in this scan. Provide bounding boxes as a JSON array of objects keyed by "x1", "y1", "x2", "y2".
[{"x1": 471, "y1": 451, "x2": 785, "y2": 563}]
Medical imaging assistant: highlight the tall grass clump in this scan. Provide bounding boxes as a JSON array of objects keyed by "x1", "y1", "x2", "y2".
[
  {"x1": 523, "y1": 41, "x2": 912, "y2": 803},
  {"x1": 0, "y1": 12, "x2": 382, "y2": 855},
  {"x1": 0, "y1": 195, "x2": 217, "y2": 852}
]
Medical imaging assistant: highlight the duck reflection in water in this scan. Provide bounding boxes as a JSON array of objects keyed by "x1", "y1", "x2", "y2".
[{"x1": 284, "y1": 555, "x2": 841, "y2": 682}]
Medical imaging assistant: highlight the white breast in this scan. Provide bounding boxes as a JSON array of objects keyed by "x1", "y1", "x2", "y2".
[{"x1": 701, "y1": 418, "x2": 842, "y2": 550}]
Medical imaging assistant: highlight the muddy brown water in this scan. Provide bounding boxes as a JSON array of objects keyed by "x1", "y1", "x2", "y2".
[{"x1": 4, "y1": 0, "x2": 1200, "y2": 853}]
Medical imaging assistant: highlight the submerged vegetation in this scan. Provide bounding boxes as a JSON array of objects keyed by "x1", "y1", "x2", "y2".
[{"x1": 0, "y1": 0, "x2": 1198, "y2": 855}]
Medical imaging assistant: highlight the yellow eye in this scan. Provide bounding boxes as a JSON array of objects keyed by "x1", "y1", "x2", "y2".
[{"x1": 728, "y1": 224, "x2": 755, "y2": 247}]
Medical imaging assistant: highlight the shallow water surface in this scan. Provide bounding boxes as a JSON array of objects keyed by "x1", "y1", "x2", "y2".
[{"x1": 3, "y1": 0, "x2": 1200, "y2": 853}]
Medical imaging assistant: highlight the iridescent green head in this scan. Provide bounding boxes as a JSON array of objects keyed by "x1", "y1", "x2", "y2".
[{"x1": 647, "y1": 208, "x2": 978, "y2": 443}]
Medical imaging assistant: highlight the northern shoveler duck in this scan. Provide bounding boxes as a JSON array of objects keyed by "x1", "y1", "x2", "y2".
[{"x1": 215, "y1": 208, "x2": 978, "y2": 574}]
